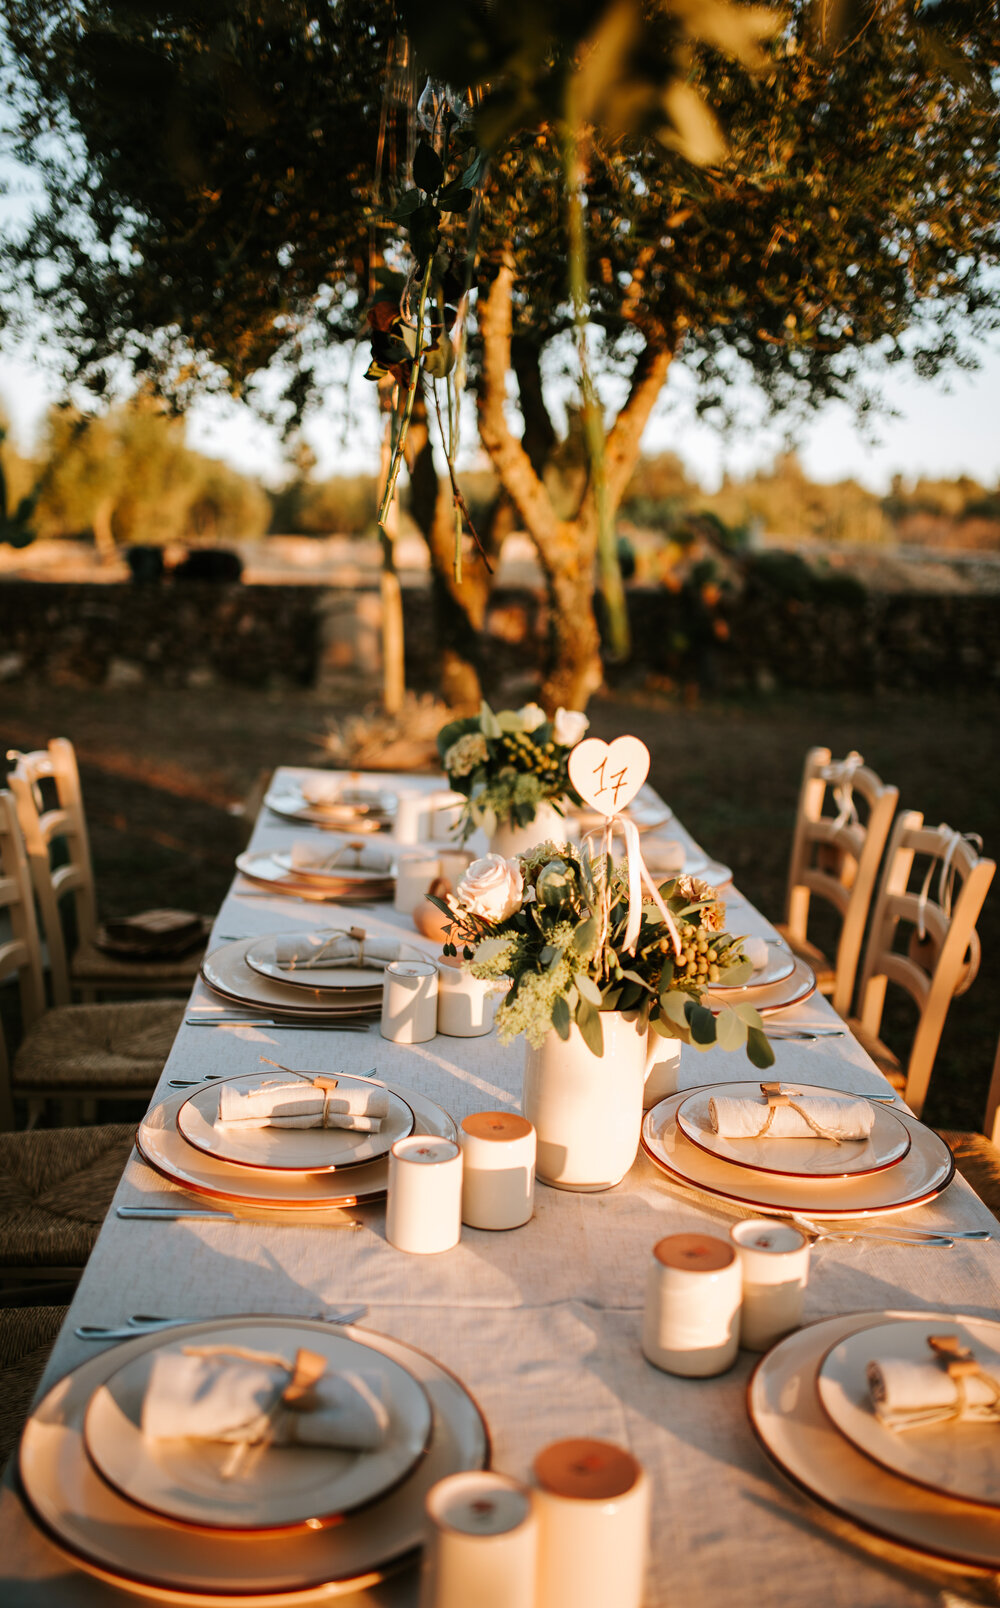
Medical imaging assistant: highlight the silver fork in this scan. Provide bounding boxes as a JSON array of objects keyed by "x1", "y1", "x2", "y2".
[{"x1": 75, "y1": 1304, "x2": 368, "y2": 1341}]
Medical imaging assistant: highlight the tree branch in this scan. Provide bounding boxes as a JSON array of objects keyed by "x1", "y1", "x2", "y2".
[{"x1": 596, "y1": 337, "x2": 675, "y2": 518}]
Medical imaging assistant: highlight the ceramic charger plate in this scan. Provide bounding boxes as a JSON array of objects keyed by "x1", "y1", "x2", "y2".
[
  {"x1": 707, "y1": 954, "x2": 816, "y2": 1016},
  {"x1": 235, "y1": 852, "x2": 394, "y2": 903},
  {"x1": 675, "y1": 1082, "x2": 911, "y2": 1179},
  {"x1": 269, "y1": 850, "x2": 396, "y2": 887},
  {"x1": 202, "y1": 939, "x2": 382, "y2": 1018},
  {"x1": 641, "y1": 1084, "x2": 954, "y2": 1217},
  {"x1": 137, "y1": 1081, "x2": 457, "y2": 1210},
  {"x1": 748, "y1": 1310, "x2": 1000, "y2": 1572},
  {"x1": 19, "y1": 1316, "x2": 489, "y2": 1603},
  {"x1": 83, "y1": 1324, "x2": 434, "y2": 1531},
  {"x1": 817, "y1": 1315, "x2": 1000, "y2": 1508},
  {"x1": 175, "y1": 1073, "x2": 415, "y2": 1174}
]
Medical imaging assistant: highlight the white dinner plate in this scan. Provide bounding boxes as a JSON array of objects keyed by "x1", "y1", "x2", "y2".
[
  {"x1": 706, "y1": 943, "x2": 795, "y2": 992},
  {"x1": 675, "y1": 1083, "x2": 911, "y2": 1179},
  {"x1": 137, "y1": 1082, "x2": 457, "y2": 1209},
  {"x1": 817, "y1": 1316, "x2": 1000, "y2": 1508},
  {"x1": 20, "y1": 1316, "x2": 488, "y2": 1602},
  {"x1": 176, "y1": 1074, "x2": 414, "y2": 1174},
  {"x1": 748, "y1": 1310, "x2": 1000, "y2": 1572},
  {"x1": 270, "y1": 851, "x2": 396, "y2": 886},
  {"x1": 244, "y1": 934, "x2": 422, "y2": 995},
  {"x1": 83, "y1": 1324, "x2": 434, "y2": 1531},
  {"x1": 570, "y1": 786, "x2": 673, "y2": 836},
  {"x1": 707, "y1": 954, "x2": 816, "y2": 1016},
  {"x1": 641, "y1": 1084, "x2": 954, "y2": 1217},
  {"x1": 264, "y1": 785, "x2": 394, "y2": 832},
  {"x1": 236, "y1": 852, "x2": 394, "y2": 903},
  {"x1": 203, "y1": 939, "x2": 383, "y2": 1017}
]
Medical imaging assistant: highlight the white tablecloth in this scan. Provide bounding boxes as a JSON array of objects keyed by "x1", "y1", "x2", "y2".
[{"x1": 3, "y1": 770, "x2": 999, "y2": 1607}]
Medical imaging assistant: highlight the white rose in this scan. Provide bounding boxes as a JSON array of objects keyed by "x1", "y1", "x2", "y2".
[
  {"x1": 515, "y1": 702, "x2": 547, "y2": 732},
  {"x1": 552, "y1": 707, "x2": 589, "y2": 747},
  {"x1": 456, "y1": 853, "x2": 524, "y2": 922}
]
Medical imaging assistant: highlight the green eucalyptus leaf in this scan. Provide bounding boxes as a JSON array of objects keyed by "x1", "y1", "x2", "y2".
[
  {"x1": 746, "y1": 1026, "x2": 776, "y2": 1070},
  {"x1": 425, "y1": 893, "x2": 453, "y2": 918},
  {"x1": 413, "y1": 140, "x2": 444, "y2": 193},
  {"x1": 573, "y1": 916, "x2": 597, "y2": 954},
  {"x1": 576, "y1": 1003, "x2": 604, "y2": 1057},
  {"x1": 440, "y1": 185, "x2": 473, "y2": 213},
  {"x1": 479, "y1": 701, "x2": 501, "y2": 739},
  {"x1": 575, "y1": 972, "x2": 603, "y2": 1007},
  {"x1": 732, "y1": 1001, "x2": 763, "y2": 1027},
  {"x1": 687, "y1": 1003, "x2": 717, "y2": 1046},
  {"x1": 552, "y1": 991, "x2": 571, "y2": 1040},
  {"x1": 714, "y1": 1005, "x2": 747, "y2": 1052},
  {"x1": 387, "y1": 188, "x2": 423, "y2": 220},
  {"x1": 659, "y1": 991, "x2": 690, "y2": 1026},
  {"x1": 601, "y1": 986, "x2": 622, "y2": 1011},
  {"x1": 651, "y1": 1012, "x2": 683, "y2": 1040}
]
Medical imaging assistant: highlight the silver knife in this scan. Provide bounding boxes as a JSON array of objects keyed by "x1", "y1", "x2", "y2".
[
  {"x1": 185, "y1": 1016, "x2": 373, "y2": 1030},
  {"x1": 117, "y1": 1205, "x2": 362, "y2": 1226}
]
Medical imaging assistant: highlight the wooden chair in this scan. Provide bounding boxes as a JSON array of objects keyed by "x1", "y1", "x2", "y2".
[
  {"x1": 7, "y1": 738, "x2": 206, "y2": 1005},
  {"x1": 0, "y1": 1122, "x2": 137, "y2": 1288},
  {"x1": 847, "y1": 811, "x2": 995, "y2": 1118},
  {"x1": 937, "y1": 1035, "x2": 1000, "y2": 1221},
  {"x1": 0, "y1": 1303, "x2": 68, "y2": 1473},
  {"x1": 777, "y1": 747, "x2": 899, "y2": 1016},
  {"x1": 0, "y1": 789, "x2": 182, "y2": 1129}
]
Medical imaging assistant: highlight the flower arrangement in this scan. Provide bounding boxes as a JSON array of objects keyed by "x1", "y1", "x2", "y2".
[
  {"x1": 432, "y1": 844, "x2": 775, "y2": 1067},
  {"x1": 437, "y1": 701, "x2": 589, "y2": 842}
]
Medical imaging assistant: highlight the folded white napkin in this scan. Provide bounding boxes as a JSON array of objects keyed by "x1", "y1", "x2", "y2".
[
  {"x1": 290, "y1": 841, "x2": 393, "y2": 875},
  {"x1": 217, "y1": 1078, "x2": 390, "y2": 1132},
  {"x1": 867, "y1": 1350, "x2": 1000, "y2": 1430},
  {"x1": 743, "y1": 936, "x2": 769, "y2": 971},
  {"x1": 272, "y1": 932, "x2": 404, "y2": 971},
  {"x1": 142, "y1": 1347, "x2": 389, "y2": 1450},
  {"x1": 708, "y1": 1088, "x2": 875, "y2": 1141},
  {"x1": 643, "y1": 839, "x2": 686, "y2": 874}
]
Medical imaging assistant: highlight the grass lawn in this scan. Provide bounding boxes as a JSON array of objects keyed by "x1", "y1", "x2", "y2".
[{"x1": 2, "y1": 680, "x2": 996, "y2": 1130}]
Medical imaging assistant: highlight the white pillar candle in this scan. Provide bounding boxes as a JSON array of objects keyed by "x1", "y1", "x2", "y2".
[
  {"x1": 394, "y1": 849, "x2": 442, "y2": 916},
  {"x1": 437, "y1": 957, "x2": 496, "y2": 1038},
  {"x1": 380, "y1": 959, "x2": 439, "y2": 1044},
  {"x1": 459, "y1": 1112, "x2": 536, "y2": 1230},
  {"x1": 386, "y1": 1135, "x2": 463, "y2": 1255},
  {"x1": 641, "y1": 1233, "x2": 742, "y2": 1378},
  {"x1": 438, "y1": 847, "x2": 475, "y2": 885},
  {"x1": 419, "y1": 1471, "x2": 537, "y2": 1608},
  {"x1": 533, "y1": 1439, "x2": 649, "y2": 1608},
  {"x1": 394, "y1": 790, "x2": 428, "y2": 845},
  {"x1": 729, "y1": 1219, "x2": 810, "y2": 1352}
]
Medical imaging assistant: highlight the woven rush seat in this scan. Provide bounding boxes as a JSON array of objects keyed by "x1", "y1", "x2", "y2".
[
  {"x1": 0, "y1": 1304, "x2": 68, "y2": 1472},
  {"x1": 70, "y1": 935, "x2": 205, "y2": 994},
  {"x1": 13, "y1": 999, "x2": 183, "y2": 1094},
  {"x1": 0, "y1": 1124, "x2": 136, "y2": 1272}
]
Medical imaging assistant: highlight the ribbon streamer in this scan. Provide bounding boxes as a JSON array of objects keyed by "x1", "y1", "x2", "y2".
[
  {"x1": 584, "y1": 817, "x2": 682, "y2": 959},
  {"x1": 819, "y1": 751, "x2": 863, "y2": 831},
  {"x1": 916, "y1": 825, "x2": 984, "y2": 940}
]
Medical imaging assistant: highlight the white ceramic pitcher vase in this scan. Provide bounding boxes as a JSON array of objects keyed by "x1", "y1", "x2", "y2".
[
  {"x1": 522, "y1": 1012, "x2": 681, "y2": 1192},
  {"x1": 487, "y1": 800, "x2": 568, "y2": 859}
]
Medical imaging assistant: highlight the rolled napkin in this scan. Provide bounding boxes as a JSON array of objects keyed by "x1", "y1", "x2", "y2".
[
  {"x1": 868, "y1": 1334, "x2": 1000, "y2": 1430},
  {"x1": 289, "y1": 841, "x2": 394, "y2": 875},
  {"x1": 708, "y1": 1083, "x2": 876, "y2": 1143},
  {"x1": 271, "y1": 929, "x2": 405, "y2": 972},
  {"x1": 142, "y1": 1345, "x2": 389, "y2": 1450},
  {"x1": 742, "y1": 936, "x2": 769, "y2": 971},
  {"x1": 217, "y1": 1077, "x2": 390, "y2": 1132}
]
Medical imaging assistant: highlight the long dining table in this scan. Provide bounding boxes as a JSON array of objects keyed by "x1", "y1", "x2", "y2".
[{"x1": 3, "y1": 767, "x2": 1000, "y2": 1608}]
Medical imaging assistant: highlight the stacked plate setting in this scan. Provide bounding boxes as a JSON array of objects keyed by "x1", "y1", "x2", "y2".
[
  {"x1": 749, "y1": 1310, "x2": 1000, "y2": 1570},
  {"x1": 20, "y1": 1314, "x2": 489, "y2": 1604},
  {"x1": 264, "y1": 780, "x2": 397, "y2": 832},
  {"x1": 234, "y1": 845, "x2": 397, "y2": 904},
  {"x1": 200, "y1": 934, "x2": 427, "y2": 1023}
]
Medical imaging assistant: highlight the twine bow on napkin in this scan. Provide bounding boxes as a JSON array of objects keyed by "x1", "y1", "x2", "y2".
[{"x1": 707, "y1": 1083, "x2": 876, "y2": 1144}]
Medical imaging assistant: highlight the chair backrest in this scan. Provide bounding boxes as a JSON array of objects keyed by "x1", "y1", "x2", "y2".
[
  {"x1": 7, "y1": 738, "x2": 98, "y2": 1007},
  {"x1": 0, "y1": 789, "x2": 48, "y2": 1125},
  {"x1": 857, "y1": 811, "x2": 995, "y2": 1117},
  {"x1": 783, "y1": 746, "x2": 899, "y2": 1015}
]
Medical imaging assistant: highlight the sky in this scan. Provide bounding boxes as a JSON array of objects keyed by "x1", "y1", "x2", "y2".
[{"x1": 2, "y1": 332, "x2": 997, "y2": 496}]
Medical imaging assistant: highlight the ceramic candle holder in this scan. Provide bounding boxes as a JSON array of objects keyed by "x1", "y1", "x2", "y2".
[
  {"x1": 419, "y1": 1471, "x2": 537, "y2": 1608},
  {"x1": 394, "y1": 850, "x2": 441, "y2": 917},
  {"x1": 533, "y1": 1438, "x2": 649, "y2": 1608},
  {"x1": 437, "y1": 957, "x2": 496, "y2": 1038},
  {"x1": 641, "y1": 1233, "x2": 742, "y2": 1378},
  {"x1": 459, "y1": 1112, "x2": 536, "y2": 1230},
  {"x1": 380, "y1": 959, "x2": 439, "y2": 1044},
  {"x1": 730, "y1": 1219, "x2": 810, "y2": 1351},
  {"x1": 386, "y1": 1135, "x2": 463, "y2": 1255}
]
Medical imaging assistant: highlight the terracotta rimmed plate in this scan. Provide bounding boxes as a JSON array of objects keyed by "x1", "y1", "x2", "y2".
[
  {"x1": 20, "y1": 1316, "x2": 488, "y2": 1603},
  {"x1": 83, "y1": 1325, "x2": 433, "y2": 1532},
  {"x1": 244, "y1": 934, "x2": 423, "y2": 995},
  {"x1": 137, "y1": 1081, "x2": 457, "y2": 1210},
  {"x1": 707, "y1": 954, "x2": 816, "y2": 1016},
  {"x1": 203, "y1": 939, "x2": 383, "y2": 1016},
  {"x1": 176, "y1": 1074, "x2": 414, "y2": 1174},
  {"x1": 641, "y1": 1084, "x2": 954, "y2": 1217},
  {"x1": 675, "y1": 1083, "x2": 911, "y2": 1179},
  {"x1": 236, "y1": 853, "x2": 394, "y2": 903},
  {"x1": 817, "y1": 1316, "x2": 1000, "y2": 1509},
  {"x1": 264, "y1": 785, "x2": 394, "y2": 832},
  {"x1": 748, "y1": 1310, "x2": 1000, "y2": 1572},
  {"x1": 705, "y1": 943, "x2": 795, "y2": 992}
]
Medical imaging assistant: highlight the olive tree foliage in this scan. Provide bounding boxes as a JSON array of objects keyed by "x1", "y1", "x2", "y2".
[{"x1": 1, "y1": 1, "x2": 998, "y2": 707}]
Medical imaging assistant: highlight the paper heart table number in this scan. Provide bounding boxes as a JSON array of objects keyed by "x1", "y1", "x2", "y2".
[
  {"x1": 568, "y1": 733, "x2": 681, "y2": 958},
  {"x1": 568, "y1": 737, "x2": 650, "y2": 818}
]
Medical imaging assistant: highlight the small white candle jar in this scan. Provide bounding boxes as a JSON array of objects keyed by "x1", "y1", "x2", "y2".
[
  {"x1": 419, "y1": 1471, "x2": 537, "y2": 1608},
  {"x1": 394, "y1": 849, "x2": 442, "y2": 917},
  {"x1": 393, "y1": 790, "x2": 428, "y2": 845},
  {"x1": 386, "y1": 1135, "x2": 463, "y2": 1255},
  {"x1": 437, "y1": 956, "x2": 496, "y2": 1038},
  {"x1": 459, "y1": 1111, "x2": 536, "y2": 1230},
  {"x1": 533, "y1": 1439, "x2": 649, "y2": 1608},
  {"x1": 641, "y1": 1233, "x2": 742, "y2": 1378},
  {"x1": 729, "y1": 1219, "x2": 810, "y2": 1352},
  {"x1": 380, "y1": 959, "x2": 439, "y2": 1044}
]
